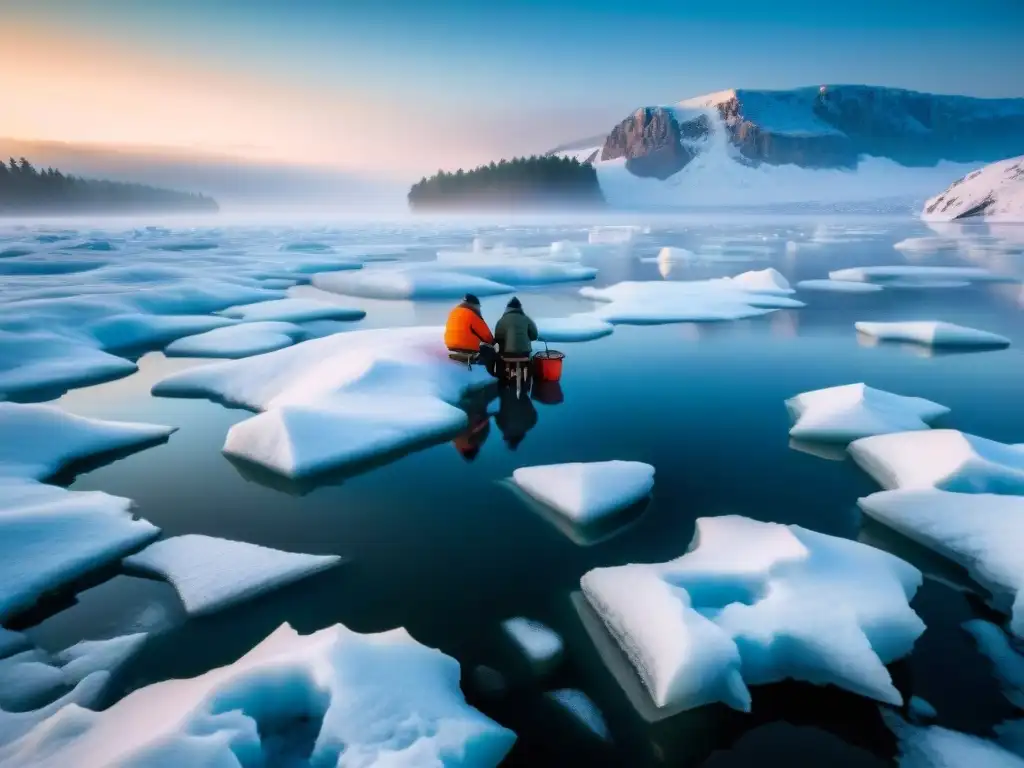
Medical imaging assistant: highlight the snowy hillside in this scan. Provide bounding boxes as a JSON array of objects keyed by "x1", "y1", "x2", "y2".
[
  {"x1": 551, "y1": 85, "x2": 1024, "y2": 208},
  {"x1": 922, "y1": 155, "x2": 1024, "y2": 222}
]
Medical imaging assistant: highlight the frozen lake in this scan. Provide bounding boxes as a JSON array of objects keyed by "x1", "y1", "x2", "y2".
[{"x1": 3, "y1": 214, "x2": 1024, "y2": 766}]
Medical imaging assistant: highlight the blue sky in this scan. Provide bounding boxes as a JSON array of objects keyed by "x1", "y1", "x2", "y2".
[{"x1": 3, "y1": 0, "x2": 1022, "y2": 176}]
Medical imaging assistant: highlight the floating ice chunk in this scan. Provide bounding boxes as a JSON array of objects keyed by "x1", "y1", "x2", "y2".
[
  {"x1": 220, "y1": 297, "x2": 365, "y2": 323},
  {"x1": 548, "y1": 240, "x2": 583, "y2": 260},
  {"x1": 886, "y1": 279, "x2": 973, "y2": 290},
  {"x1": 154, "y1": 327, "x2": 492, "y2": 478},
  {"x1": 849, "y1": 430, "x2": 1024, "y2": 494},
  {"x1": 535, "y1": 315, "x2": 614, "y2": 342},
  {"x1": 885, "y1": 712, "x2": 1024, "y2": 768},
  {"x1": 512, "y1": 461, "x2": 654, "y2": 525},
  {"x1": 909, "y1": 696, "x2": 938, "y2": 722},
  {"x1": 124, "y1": 534, "x2": 342, "y2": 617},
  {"x1": 546, "y1": 689, "x2": 610, "y2": 741},
  {"x1": 893, "y1": 236, "x2": 960, "y2": 252},
  {"x1": 501, "y1": 618, "x2": 563, "y2": 675},
  {"x1": 0, "y1": 630, "x2": 29, "y2": 661},
  {"x1": 855, "y1": 321, "x2": 1010, "y2": 349},
  {"x1": 964, "y1": 620, "x2": 1024, "y2": 707},
  {"x1": 431, "y1": 254, "x2": 598, "y2": 285},
  {"x1": 725, "y1": 267, "x2": 793, "y2": 294},
  {"x1": 785, "y1": 383, "x2": 949, "y2": 443},
  {"x1": 0, "y1": 650, "x2": 65, "y2": 710},
  {"x1": 0, "y1": 622, "x2": 516, "y2": 768},
  {"x1": 860, "y1": 491, "x2": 1024, "y2": 636},
  {"x1": 0, "y1": 331, "x2": 136, "y2": 399},
  {"x1": 829, "y1": 265, "x2": 1009, "y2": 284},
  {"x1": 87, "y1": 313, "x2": 237, "y2": 351},
  {"x1": 56, "y1": 633, "x2": 148, "y2": 685},
  {"x1": 589, "y1": 226, "x2": 640, "y2": 244},
  {"x1": 165, "y1": 321, "x2": 303, "y2": 358},
  {"x1": 224, "y1": 395, "x2": 469, "y2": 478},
  {"x1": 796, "y1": 279, "x2": 884, "y2": 293},
  {"x1": 580, "y1": 516, "x2": 924, "y2": 718},
  {"x1": 0, "y1": 672, "x2": 109, "y2": 751},
  {"x1": 313, "y1": 269, "x2": 514, "y2": 300},
  {"x1": 0, "y1": 403, "x2": 176, "y2": 481},
  {"x1": 580, "y1": 274, "x2": 803, "y2": 325},
  {"x1": 0, "y1": 479, "x2": 160, "y2": 622}
]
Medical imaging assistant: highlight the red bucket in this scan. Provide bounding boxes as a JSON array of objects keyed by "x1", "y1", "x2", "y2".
[{"x1": 533, "y1": 349, "x2": 564, "y2": 382}]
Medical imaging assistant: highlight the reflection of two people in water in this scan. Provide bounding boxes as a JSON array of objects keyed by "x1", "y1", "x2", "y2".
[{"x1": 453, "y1": 378, "x2": 563, "y2": 460}]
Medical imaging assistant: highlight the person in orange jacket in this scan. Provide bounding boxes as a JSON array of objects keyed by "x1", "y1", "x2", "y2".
[{"x1": 444, "y1": 293, "x2": 498, "y2": 375}]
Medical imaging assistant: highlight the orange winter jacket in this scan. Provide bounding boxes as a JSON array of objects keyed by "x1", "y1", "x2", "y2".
[{"x1": 445, "y1": 302, "x2": 494, "y2": 351}]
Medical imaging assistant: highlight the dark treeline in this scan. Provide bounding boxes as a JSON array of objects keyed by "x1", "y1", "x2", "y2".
[
  {"x1": 408, "y1": 155, "x2": 604, "y2": 209},
  {"x1": 0, "y1": 158, "x2": 218, "y2": 214}
]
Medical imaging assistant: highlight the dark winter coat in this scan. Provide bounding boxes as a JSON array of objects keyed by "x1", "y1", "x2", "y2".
[{"x1": 494, "y1": 307, "x2": 538, "y2": 357}]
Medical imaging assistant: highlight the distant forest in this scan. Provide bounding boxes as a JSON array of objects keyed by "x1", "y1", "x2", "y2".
[
  {"x1": 408, "y1": 155, "x2": 604, "y2": 209},
  {"x1": 0, "y1": 158, "x2": 218, "y2": 214}
]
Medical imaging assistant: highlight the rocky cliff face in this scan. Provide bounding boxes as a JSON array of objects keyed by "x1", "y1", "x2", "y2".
[
  {"x1": 600, "y1": 107, "x2": 695, "y2": 180},
  {"x1": 556, "y1": 86, "x2": 1024, "y2": 181}
]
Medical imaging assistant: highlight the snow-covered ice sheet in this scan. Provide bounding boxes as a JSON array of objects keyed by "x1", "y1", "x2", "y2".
[
  {"x1": 855, "y1": 321, "x2": 1011, "y2": 348},
  {"x1": 546, "y1": 689, "x2": 610, "y2": 741},
  {"x1": 0, "y1": 479, "x2": 160, "y2": 622},
  {"x1": 579, "y1": 269, "x2": 803, "y2": 325},
  {"x1": 849, "y1": 430, "x2": 1024, "y2": 494},
  {"x1": 86, "y1": 313, "x2": 238, "y2": 351},
  {"x1": 535, "y1": 315, "x2": 614, "y2": 342},
  {"x1": 123, "y1": 534, "x2": 342, "y2": 617},
  {"x1": 501, "y1": 618, "x2": 563, "y2": 675},
  {"x1": 860, "y1": 490, "x2": 1024, "y2": 636},
  {"x1": 165, "y1": 321, "x2": 304, "y2": 358},
  {"x1": 512, "y1": 461, "x2": 654, "y2": 525},
  {"x1": 886, "y1": 712, "x2": 1024, "y2": 768},
  {"x1": 0, "y1": 402, "x2": 176, "y2": 481},
  {"x1": 785, "y1": 383, "x2": 949, "y2": 443},
  {"x1": 313, "y1": 268, "x2": 514, "y2": 300},
  {"x1": 923, "y1": 155, "x2": 1024, "y2": 223},
  {"x1": 580, "y1": 515, "x2": 924, "y2": 718},
  {"x1": 153, "y1": 326, "x2": 492, "y2": 478},
  {"x1": 219, "y1": 297, "x2": 365, "y2": 323},
  {"x1": 431, "y1": 253, "x2": 598, "y2": 285},
  {"x1": 796, "y1": 279, "x2": 884, "y2": 293},
  {"x1": 0, "y1": 622, "x2": 516, "y2": 768}
]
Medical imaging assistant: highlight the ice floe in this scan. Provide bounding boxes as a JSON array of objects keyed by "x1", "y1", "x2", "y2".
[
  {"x1": 501, "y1": 618, "x2": 563, "y2": 676},
  {"x1": 849, "y1": 430, "x2": 1024, "y2": 494},
  {"x1": 796, "y1": 279, "x2": 884, "y2": 293},
  {"x1": 512, "y1": 461, "x2": 654, "y2": 525},
  {"x1": 432, "y1": 253, "x2": 598, "y2": 285},
  {"x1": 0, "y1": 402, "x2": 176, "y2": 481},
  {"x1": 885, "y1": 712, "x2": 1024, "y2": 768},
  {"x1": 165, "y1": 321, "x2": 304, "y2": 358},
  {"x1": 123, "y1": 534, "x2": 342, "y2": 617},
  {"x1": 219, "y1": 297, "x2": 365, "y2": 323},
  {"x1": 0, "y1": 622, "x2": 516, "y2": 767},
  {"x1": 313, "y1": 268, "x2": 514, "y2": 300},
  {"x1": 0, "y1": 331, "x2": 136, "y2": 399},
  {"x1": 87, "y1": 313, "x2": 238, "y2": 351},
  {"x1": 579, "y1": 515, "x2": 924, "y2": 718},
  {"x1": 0, "y1": 480, "x2": 160, "y2": 622},
  {"x1": 535, "y1": 315, "x2": 614, "y2": 342},
  {"x1": 855, "y1": 321, "x2": 1011, "y2": 349},
  {"x1": 153, "y1": 327, "x2": 493, "y2": 478},
  {"x1": 829, "y1": 265, "x2": 1010, "y2": 285},
  {"x1": 860, "y1": 490, "x2": 1024, "y2": 636},
  {"x1": 0, "y1": 630, "x2": 29, "y2": 660},
  {"x1": 580, "y1": 269, "x2": 803, "y2": 325},
  {"x1": 589, "y1": 226, "x2": 642, "y2": 244},
  {"x1": 785, "y1": 383, "x2": 949, "y2": 443},
  {"x1": 546, "y1": 689, "x2": 610, "y2": 741},
  {"x1": 965, "y1": 619, "x2": 1024, "y2": 708}
]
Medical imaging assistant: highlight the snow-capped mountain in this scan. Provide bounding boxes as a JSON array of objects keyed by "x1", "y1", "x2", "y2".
[
  {"x1": 550, "y1": 86, "x2": 1024, "y2": 208},
  {"x1": 923, "y1": 155, "x2": 1024, "y2": 222}
]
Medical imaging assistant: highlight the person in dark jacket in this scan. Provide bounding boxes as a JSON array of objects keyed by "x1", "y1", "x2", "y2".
[
  {"x1": 445, "y1": 293, "x2": 498, "y2": 376},
  {"x1": 493, "y1": 297, "x2": 538, "y2": 359}
]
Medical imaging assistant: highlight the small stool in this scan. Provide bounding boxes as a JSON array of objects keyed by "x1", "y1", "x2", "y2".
[
  {"x1": 501, "y1": 356, "x2": 531, "y2": 398},
  {"x1": 448, "y1": 350, "x2": 478, "y2": 370}
]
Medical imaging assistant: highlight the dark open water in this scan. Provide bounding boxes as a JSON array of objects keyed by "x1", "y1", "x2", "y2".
[{"x1": 13, "y1": 216, "x2": 1024, "y2": 766}]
